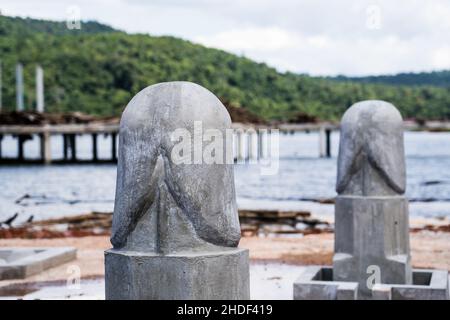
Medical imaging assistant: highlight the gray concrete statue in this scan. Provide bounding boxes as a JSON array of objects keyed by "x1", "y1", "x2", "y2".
[
  {"x1": 105, "y1": 82, "x2": 250, "y2": 300},
  {"x1": 294, "y1": 100, "x2": 449, "y2": 300},
  {"x1": 333, "y1": 100, "x2": 412, "y2": 297}
]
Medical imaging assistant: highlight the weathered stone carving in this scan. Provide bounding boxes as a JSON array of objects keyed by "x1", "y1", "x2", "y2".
[
  {"x1": 336, "y1": 100, "x2": 406, "y2": 196},
  {"x1": 110, "y1": 81, "x2": 240, "y2": 254},
  {"x1": 333, "y1": 100, "x2": 412, "y2": 297},
  {"x1": 105, "y1": 82, "x2": 249, "y2": 300},
  {"x1": 294, "y1": 100, "x2": 449, "y2": 300}
]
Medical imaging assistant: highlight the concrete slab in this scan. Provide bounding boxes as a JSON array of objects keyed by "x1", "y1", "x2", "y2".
[
  {"x1": 0, "y1": 247, "x2": 77, "y2": 280},
  {"x1": 293, "y1": 266, "x2": 449, "y2": 300},
  {"x1": 293, "y1": 266, "x2": 358, "y2": 300}
]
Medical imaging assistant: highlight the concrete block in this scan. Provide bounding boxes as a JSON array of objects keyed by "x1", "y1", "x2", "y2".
[
  {"x1": 372, "y1": 284, "x2": 392, "y2": 300},
  {"x1": 293, "y1": 266, "x2": 449, "y2": 300},
  {"x1": 336, "y1": 282, "x2": 358, "y2": 300},
  {"x1": 105, "y1": 248, "x2": 250, "y2": 300},
  {"x1": 0, "y1": 247, "x2": 77, "y2": 280},
  {"x1": 334, "y1": 195, "x2": 412, "y2": 297},
  {"x1": 293, "y1": 266, "x2": 358, "y2": 300},
  {"x1": 390, "y1": 269, "x2": 449, "y2": 300}
]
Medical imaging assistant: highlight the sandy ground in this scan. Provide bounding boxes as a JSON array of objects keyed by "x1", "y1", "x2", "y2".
[{"x1": 1, "y1": 230, "x2": 449, "y2": 289}]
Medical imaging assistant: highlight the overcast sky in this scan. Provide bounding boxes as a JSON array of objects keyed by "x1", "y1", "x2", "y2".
[{"x1": 1, "y1": 0, "x2": 449, "y2": 76}]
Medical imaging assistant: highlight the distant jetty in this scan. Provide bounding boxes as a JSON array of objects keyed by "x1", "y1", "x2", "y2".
[{"x1": 0, "y1": 111, "x2": 449, "y2": 164}]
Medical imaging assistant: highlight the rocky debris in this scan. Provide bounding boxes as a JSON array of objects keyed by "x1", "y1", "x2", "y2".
[
  {"x1": 0, "y1": 210, "x2": 333, "y2": 239},
  {"x1": 239, "y1": 209, "x2": 332, "y2": 237},
  {"x1": 0, "y1": 212, "x2": 111, "y2": 239},
  {"x1": 411, "y1": 224, "x2": 450, "y2": 233},
  {"x1": 1, "y1": 209, "x2": 448, "y2": 240}
]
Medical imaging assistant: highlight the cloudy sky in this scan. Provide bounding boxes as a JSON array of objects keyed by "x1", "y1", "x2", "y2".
[{"x1": 1, "y1": 0, "x2": 449, "y2": 76}]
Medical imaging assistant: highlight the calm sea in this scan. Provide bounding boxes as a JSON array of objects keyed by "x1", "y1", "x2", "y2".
[{"x1": 1, "y1": 131, "x2": 450, "y2": 224}]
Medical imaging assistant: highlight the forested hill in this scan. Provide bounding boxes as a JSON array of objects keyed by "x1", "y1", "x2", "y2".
[
  {"x1": 1, "y1": 15, "x2": 449, "y2": 121},
  {"x1": 332, "y1": 71, "x2": 450, "y2": 87},
  {"x1": 0, "y1": 15, "x2": 116, "y2": 36}
]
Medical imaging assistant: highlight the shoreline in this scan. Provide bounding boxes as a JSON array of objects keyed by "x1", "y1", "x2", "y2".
[
  {"x1": 2, "y1": 197, "x2": 450, "y2": 227},
  {"x1": 1, "y1": 210, "x2": 449, "y2": 239}
]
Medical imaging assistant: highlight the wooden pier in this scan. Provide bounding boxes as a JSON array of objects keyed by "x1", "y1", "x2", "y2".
[
  {"x1": 0, "y1": 120, "x2": 448, "y2": 164},
  {"x1": 0, "y1": 123, "x2": 118, "y2": 164}
]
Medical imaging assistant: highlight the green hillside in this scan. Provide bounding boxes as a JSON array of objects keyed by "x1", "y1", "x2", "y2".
[
  {"x1": 1, "y1": 15, "x2": 449, "y2": 121},
  {"x1": 0, "y1": 15, "x2": 116, "y2": 36},
  {"x1": 332, "y1": 71, "x2": 450, "y2": 87}
]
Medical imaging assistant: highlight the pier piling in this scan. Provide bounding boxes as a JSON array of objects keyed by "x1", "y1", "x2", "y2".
[
  {"x1": 92, "y1": 133, "x2": 98, "y2": 162},
  {"x1": 69, "y1": 134, "x2": 77, "y2": 161},
  {"x1": 319, "y1": 126, "x2": 332, "y2": 158},
  {"x1": 39, "y1": 131, "x2": 51, "y2": 164},
  {"x1": 17, "y1": 135, "x2": 27, "y2": 161},
  {"x1": 111, "y1": 133, "x2": 117, "y2": 162},
  {"x1": 63, "y1": 134, "x2": 68, "y2": 160},
  {"x1": 325, "y1": 128, "x2": 331, "y2": 158}
]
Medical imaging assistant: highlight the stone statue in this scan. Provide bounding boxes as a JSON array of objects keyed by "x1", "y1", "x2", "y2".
[
  {"x1": 294, "y1": 100, "x2": 449, "y2": 300},
  {"x1": 333, "y1": 100, "x2": 412, "y2": 298},
  {"x1": 105, "y1": 82, "x2": 249, "y2": 300}
]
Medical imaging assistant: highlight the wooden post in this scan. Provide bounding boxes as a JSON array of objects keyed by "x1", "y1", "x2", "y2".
[
  {"x1": 17, "y1": 135, "x2": 26, "y2": 161},
  {"x1": 40, "y1": 132, "x2": 51, "y2": 164},
  {"x1": 247, "y1": 130, "x2": 258, "y2": 162},
  {"x1": 36, "y1": 65, "x2": 45, "y2": 113},
  {"x1": 111, "y1": 133, "x2": 117, "y2": 162},
  {"x1": 92, "y1": 133, "x2": 98, "y2": 162},
  {"x1": 232, "y1": 132, "x2": 237, "y2": 163},
  {"x1": 325, "y1": 129, "x2": 331, "y2": 158},
  {"x1": 236, "y1": 130, "x2": 246, "y2": 162},
  {"x1": 319, "y1": 127, "x2": 326, "y2": 158},
  {"x1": 258, "y1": 131, "x2": 263, "y2": 160},
  {"x1": 63, "y1": 134, "x2": 68, "y2": 160},
  {"x1": 259, "y1": 130, "x2": 265, "y2": 159},
  {"x1": 16, "y1": 64, "x2": 24, "y2": 111},
  {"x1": 69, "y1": 134, "x2": 77, "y2": 161}
]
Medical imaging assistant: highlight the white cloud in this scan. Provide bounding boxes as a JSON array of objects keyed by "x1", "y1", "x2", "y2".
[
  {"x1": 196, "y1": 27, "x2": 297, "y2": 51},
  {"x1": 432, "y1": 46, "x2": 450, "y2": 69},
  {"x1": 0, "y1": 0, "x2": 449, "y2": 76}
]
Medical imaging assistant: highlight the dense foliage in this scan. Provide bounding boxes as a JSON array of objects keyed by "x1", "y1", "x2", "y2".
[
  {"x1": 332, "y1": 71, "x2": 450, "y2": 87},
  {"x1": 1, "y1": 15, "x2": 449, "y2": 121}
]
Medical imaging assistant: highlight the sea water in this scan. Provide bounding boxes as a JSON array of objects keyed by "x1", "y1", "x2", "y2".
[{"x1": 0, "y1": 131, "x2": 449, "y2": 224}]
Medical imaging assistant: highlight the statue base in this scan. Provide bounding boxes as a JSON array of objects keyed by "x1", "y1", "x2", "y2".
[
  {"x1": 334, "y1": 195, "x2": 412, "y2": 297},
  {"x1": 105, "y1": 248, "x2": 250, "y2": 300},
  {"x1": 293, "y1": 266, "x2": 449, "y2": 300}
]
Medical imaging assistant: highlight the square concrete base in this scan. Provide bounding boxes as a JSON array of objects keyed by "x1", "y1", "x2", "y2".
[
  {"x1": 105, "y1": 248, "x2": 250, "y2": 300},
  {"x1": 293, "y1": 266, "x2": 449, "y2": 300},
  {"x1": 0, "y1": 247, "x2": 77, "y2": 280}
]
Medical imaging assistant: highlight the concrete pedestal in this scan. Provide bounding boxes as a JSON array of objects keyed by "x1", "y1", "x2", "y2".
[
  {"x1": 334, "y1": 196, "x2": 412, "y2": 297},
  {"x1": 105, "y1": 248, "x2": 250, "y2": 300},
  {"x1": 293, "y1": 266, "x2": 449, "y2": 300}
]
